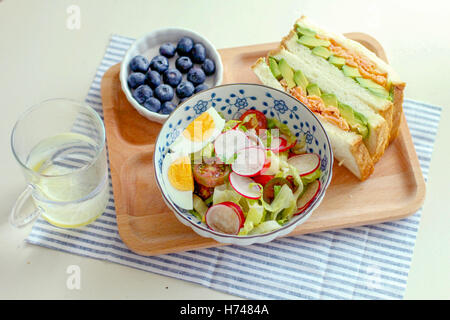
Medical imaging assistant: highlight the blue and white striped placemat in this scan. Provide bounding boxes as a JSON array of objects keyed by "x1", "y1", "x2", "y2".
[{"x1": 26, "y1": 35, "x2": 442, "y2": 300}]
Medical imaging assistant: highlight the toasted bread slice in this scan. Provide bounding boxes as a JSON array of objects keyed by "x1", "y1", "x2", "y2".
[
  {"x1": 251, "y1": 59, "x2": 374, "y2": 180},
  {"x1": 290, "y1": 16, "x2": 405, "y2": 142}
]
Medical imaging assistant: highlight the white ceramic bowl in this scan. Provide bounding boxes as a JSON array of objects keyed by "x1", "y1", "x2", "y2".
[
  {"x1": 120, "y1": 28, "x2": 223, "y2": 124},
  {"x1": 154, "y1": 84, "x2": 333, "y2": 245}
]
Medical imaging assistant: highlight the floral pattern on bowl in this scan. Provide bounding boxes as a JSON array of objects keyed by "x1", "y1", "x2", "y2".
[{"x1": 154, "y1": 83, "x2": 333, "y2": 245}]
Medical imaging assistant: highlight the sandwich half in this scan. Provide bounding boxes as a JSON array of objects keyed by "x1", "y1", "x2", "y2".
[
  {"x1": 252, "y1": 57, "x2": 374, "y2": 180},
  {"x1": 284, "y1": 16, "x2": 405, "y2": 142},
  {"x1": 270, "y1": 48, "x2": 390, "y2": 163}
]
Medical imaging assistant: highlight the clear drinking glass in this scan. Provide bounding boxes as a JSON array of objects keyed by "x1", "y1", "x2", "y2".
[{"x1": 10, "y1": 98, "x2": 109, "y2": 228}]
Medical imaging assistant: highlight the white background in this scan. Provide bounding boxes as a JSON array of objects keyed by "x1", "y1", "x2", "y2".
[{"x1": 0, "y1": 0, "x2": 449, "y2": 299}]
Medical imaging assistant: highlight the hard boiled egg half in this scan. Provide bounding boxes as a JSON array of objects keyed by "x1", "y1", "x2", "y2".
[
  {"x1": 170, "y1": 107, "x2": 225, "y2": 155},
  {"x1": 162, "y1": 152, "x2": 194, "y2": 210}
]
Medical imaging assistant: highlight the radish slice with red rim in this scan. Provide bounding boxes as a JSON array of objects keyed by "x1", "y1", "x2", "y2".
[
  {"x1": 214, "y1": 129, "x2": 250, "y2": 162},
  {"x1": 287, "y1": 153, "x2": 321, "y2": 176},
  {"x1": 278, "y1": 134, "x2": 296, "y2": 152},
  {"x1": 270, "y1": 136, "x2": 288, "y2": 152},
  {"x1": 295, "y1": 179, "x2": 321, "y2": 215},
  {"x1": 258, "y1": 130, "x2": 291, "y2": 152},
  {"x1": 229, "y1": 172, "x2": 262, "y2": 199},
  {"x1": 205, "y1": 201, "x2": 244, "y2": 235},
  {"x1": 231, "y1": 146, "x2": 266, "y2": 177}
]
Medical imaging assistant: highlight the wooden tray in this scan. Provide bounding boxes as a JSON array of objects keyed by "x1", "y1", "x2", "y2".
[{"x1": 100, "y1": 33, "x2": 425, "y2": 256}]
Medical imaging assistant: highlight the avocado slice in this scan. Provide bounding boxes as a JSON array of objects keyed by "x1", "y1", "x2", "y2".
[
  {"x1": 293, "y1": 69, "x2": 309, "y2": 90},
  {"x1": 268, "y1": 57, "x2": 282, "y2": 80},
  {"x1": 355, "y1": 77, "x2": 384, "y2": 90},
  {"x1": 295, "y1": 24, "x2": 316, "y2": 37},
  {"x1": 338, "y1": 102, "x2": 369, "y2": 139},
  {"x1": 342, "y1": 65, "x2": 361, "y2": 78},
  {"x1": 311, "y1": 46, "x2": 332, "y2": 59},
  {"x1": 306, "y1": 83, "x2": 321, "y2": 97},
  {"x1": 328, "y1": 55, "x2": 346, "y2": 69},
  {"x1": 321, "y1": 93, "x2": 338, "y2": 108},
  {"x1": 297, "y1": 35, "x2": 331, "y2": 48},
  {"x1": 367, "y1": 87, "x2": 390, "y2": 100},
  {"x1": 278, "y1": 59, "x2": 296, "y2": 89}
]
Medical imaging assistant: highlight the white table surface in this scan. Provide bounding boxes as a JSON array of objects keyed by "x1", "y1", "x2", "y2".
[{"x1": 0, "y1": 0, "x2": 449, "y2": 299}]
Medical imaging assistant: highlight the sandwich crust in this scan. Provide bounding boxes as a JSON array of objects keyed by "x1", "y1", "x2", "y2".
[
  {"x1": 350, "y1": 135, "x2": 375, "y2": 181},
  {"x1": 390, "y1": 83, "x2": 405, "y2": 142}
]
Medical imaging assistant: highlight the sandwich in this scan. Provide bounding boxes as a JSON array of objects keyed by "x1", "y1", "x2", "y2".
[{"x1": 251, "y1": 16, "x2": 405, "y2": 180}]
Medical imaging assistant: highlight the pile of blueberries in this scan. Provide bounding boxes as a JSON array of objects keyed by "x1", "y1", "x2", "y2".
[{"x1": 127, "y1": 37, "x2": 216, "y2": 115}]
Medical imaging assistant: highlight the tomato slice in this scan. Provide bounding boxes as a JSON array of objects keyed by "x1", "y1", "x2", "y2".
[
  {"x1": 262, "y1": 177, "x2": 294, "y2": 204},
  {"x1": 239, "y1": 109, "x2": 267, "y2": 134},
  {"x1": 194, "y1": 183, "x2": 214, "y2": 200},
  {"x1": 252, "y1": 175, "x2": 275, "y2": 187},
  {"x1": 193, "y1": 163, "x2": 231, "y2": 188}
]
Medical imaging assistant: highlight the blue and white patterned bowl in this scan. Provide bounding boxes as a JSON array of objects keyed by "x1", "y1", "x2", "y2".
[{"x1": 153, "y1": 83, "x2": 333, "y2": 245}]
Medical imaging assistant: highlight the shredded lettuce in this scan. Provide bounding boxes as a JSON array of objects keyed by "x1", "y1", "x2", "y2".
[
  {"x1": 238, "y1": 200, "x2": 265, "y2": 235},
  {"x1": 301, "y1": 168, "x2": 322, "y2": 185},
  {"x1": 266, "y1": 118, "x2": 297, "y2": 146},
  {"x1": 189, "y1": 209, "x2": 203, "y2": 221},
  {"x1": 241, "y1": 113, "x2": 258, "y2": 125},
  {"x1": 248, "y1": 221, "x2": 282, "y2": 235},
  {"x1": 223, "y1": 119, "x2": 241, "y2": 132},
  {"x1": 192, "y1": 142, "x2": 215, "y2": 163},
  {"x1": 290, "y1": 134, "x2": 307, "y2": 155},
  {"x1": 262, "y1": 184, "x2": 296, "y2": 221},
  {"x1": 263, "y1": 150, "x2": 280, "y2": 175},
  {"x1": 193, "y1": 194, "x2": 208, "y2": 217},
  {"x1": 212, "y1": 183, "x2": 241, "y2": 205}
]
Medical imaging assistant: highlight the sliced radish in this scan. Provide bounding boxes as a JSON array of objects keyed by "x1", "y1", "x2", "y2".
[
  {"x1": 270, "y1": 136, "x2": 288, "y2": 152},
  {"x1": 231, "y1": 146, "x2": 266, "y2": 177},
  {"x1": 229, "y1": 172, "x2": 262, "y2": 199},
  {"x1": 252, "y1": 174, "x2": 274, "y2": 187},
  {"x1": 295, "y1": 180, "x2": 321, "y2": 215},
  {"x1": 279, "y1": 134, "x2": 296, "y2": 152},
  {"x1": 259, "y1": 155, "x2": 271, "y2": 175},
  {"x1": 258, "y1": 130, "x2": 292, "y2": 152},
  {"x1": 287, "y1": 153, "x2": 320, "y2": 177},
  {"x1": 245, "y1": 130, "x2": 263, "y2": 148},
  {"x1": 205, "y1": 201, "x2": 245, "y2": 235},
  {"x1": 214, "y1": 129, "x2": 250, "y2": 162}
]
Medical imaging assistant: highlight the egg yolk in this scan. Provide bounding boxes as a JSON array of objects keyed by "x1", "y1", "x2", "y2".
[
  {"x1": 182, "y1": 112, "x2": 215, "y2": 142},
  {"x1": 168, "y1": 156, "x2": 194, "y2": 191}
]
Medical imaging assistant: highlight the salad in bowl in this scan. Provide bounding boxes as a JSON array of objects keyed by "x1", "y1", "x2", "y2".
[{"x1": 154, "y1": 84, "x2": 333, "y2": 245}]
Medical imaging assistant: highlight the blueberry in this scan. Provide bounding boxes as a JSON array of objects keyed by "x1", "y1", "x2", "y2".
[
  {"x1": 175, "y1": 56, "x2": 193, "y2": 73},
  {"x1": 194, "y1": 84, "x2": 208, "y2": 93},
  {"x1": 150, "y1": 55, "x2": 169, "y2": 73},
  {"x1": 187, "y1": 67, "x2": 206, "y2": 85},
  {"x1": 127, "y1": 72, "x2": 146, "y2": 89},
  {"x1": 176, "y1": 81, "x2": 195, "y2": 99},
  {"x1": 176, "y1": 37, "x2": 194, "y2": 56},
  {"x1": 161, "y1": 101, "x2": 177, "y2": 115},
  {"x1": 202, "y1": 58, "x2": 216, "y2": 76},
  {"x1": 154, "y1": 84, "x2": 174, "y2": 102},
  {"x1": 129, "y1": 55, "x2": 149, "y2": 73},
  {"x1": 143, "y1": 97, "x2": 161, "y2": 113},
  {"x1": 163, "y1": 68, "x2": 182, "y2": 87},
  {"x1": 146, "y1": 70, "x2": 161, "y2": 89},
  {"x1": 133, "y1": 85, "x2": 153, "y2": 104},
  {"x1": 190, "y1": 43, "x2": 206, "y2": 63},
  {"x1": 159, "y1": 43, "x2": 176, "y2": 58}
]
